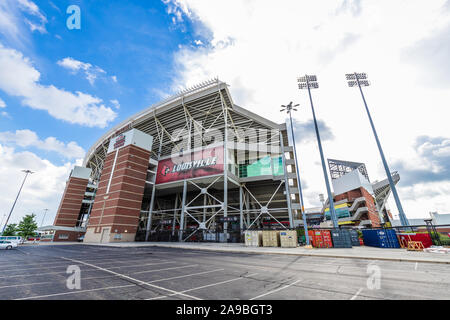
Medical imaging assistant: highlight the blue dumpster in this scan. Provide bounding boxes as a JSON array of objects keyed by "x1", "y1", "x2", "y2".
[{"x1": 361, "y1": 229, "x2": 400, "y2": 248}]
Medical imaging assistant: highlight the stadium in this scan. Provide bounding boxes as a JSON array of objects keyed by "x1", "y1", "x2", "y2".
[{"x1": 47, "y1": 79, "x2": 304, "y2": 243}]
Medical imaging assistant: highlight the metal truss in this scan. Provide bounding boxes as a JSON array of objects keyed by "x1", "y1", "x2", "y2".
[
  {"x1": 328, "y1": 158, "x2": 370, "y2": 182},
  {"x1": 84, "y1": 79, "x2": 296, "y2": 242}
]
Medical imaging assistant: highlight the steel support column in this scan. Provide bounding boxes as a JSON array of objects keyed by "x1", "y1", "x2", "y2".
[
  {"x1": 179, "y1": 179, "x2": 187, "y2": 241},
  {"x1": 221, "y1": 88, "x2": 229, "y2": 243},
  {"x1": 279, "y1": 131, "x2": 295, "y2": 229},
  {"x1": 239, "y1": 184, "x2": 244, "y2": 233},
  {"x1": 172, "y1": 193, "x2": 179, "y2": 236}
]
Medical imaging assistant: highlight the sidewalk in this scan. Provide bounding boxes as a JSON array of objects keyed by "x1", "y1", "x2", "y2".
[{"x1": 81, "y1": 241, "x2": 450, "y2": 264}]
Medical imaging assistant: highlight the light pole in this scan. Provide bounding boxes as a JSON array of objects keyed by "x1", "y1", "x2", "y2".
[
  {"x1": 41, "y1": 208, "x2": 49, "y2": 227},
  {"x1": 346, "y1": 72, "x2": 409, "y2": 226},
  {"x1": 280, "y1": 102, "x2": 310, "y2": 245},
  {"x1": 298, "y1": 75, "x2": 339, "y2": 228},
  {"x1": 2, "y1": 169, "x2": 34, "y2": 235},
  {"x1": 0, "y1": 214, "x2": 6, "y2": 231}
]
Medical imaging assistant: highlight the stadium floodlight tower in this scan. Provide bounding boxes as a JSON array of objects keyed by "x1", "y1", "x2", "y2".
[
  {"x1": 346, "y1": 72, "x2": 409, "y2": 226},
  {"x1": 1, "y1": 169, "x2": 34, "y2": 235},
  {"x1": 280, "y1": 102, "x2": 310, "y2": 245},
  {"x1": 298, "y1": 75, "x2": 339, "y2": 228}
]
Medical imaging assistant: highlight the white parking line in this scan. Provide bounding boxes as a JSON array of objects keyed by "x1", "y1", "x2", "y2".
[
  {"x1": 0, "y1": 265, "x2": 206, "y2": 290},
  {"x1": 350, "y1": 288, "x2": 363, "y2": 300},
  {"x1": 415, "y1": 262, "x2": 418, "y2": 270},
  {"x1": 1, "y1": 260, "x2": 171, "y2": 273},
  {"x1": 15, "y1": 248, "x2": 30, "y2": 255},
  {"x1": 249, "y1": 279, "x2": 302, "y2": 300},
  {"x1": 16, "y1": 284, "x2": 136, "y2": 300},
  {"x1": 147, "y1": 273, "x2": 259, "y2": 300},
  {"x1": 0, "y1": 268, "x2": 97, "y2": 279},
  {"x1": 128, "y1": 264, "x2": 199, "y2": 275},
  {"x1": 0, "y1": 256, "x2": 163, "y2": 269},
  {"x1": 147, "y1": 269, "x2": 224, "y2": 283},
  {"x1": 61, "y1": 257, "x2": 202, "y2": 300}
]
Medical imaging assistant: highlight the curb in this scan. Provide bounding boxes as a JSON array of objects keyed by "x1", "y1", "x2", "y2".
[{"x1": 84, "y1": 243, "x2": 450, "y2": 264}]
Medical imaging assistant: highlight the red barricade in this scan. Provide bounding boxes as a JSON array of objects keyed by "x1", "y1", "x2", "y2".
[{"x1": 398, "y1": 233, "x2": 433, "y2": 248}]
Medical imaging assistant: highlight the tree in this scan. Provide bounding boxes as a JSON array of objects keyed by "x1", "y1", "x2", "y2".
[
  {"x1": 17, "y1": 214, "x2": 38, "y2": 239},
  {"x1": 2, "y1": 223, "x2": 17, "y2": 236}
]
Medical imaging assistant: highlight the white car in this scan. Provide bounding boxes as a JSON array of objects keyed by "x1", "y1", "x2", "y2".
[
  {"x1": 0, "y1": 236, "x2": 23, "y2": 244},
  {"x1": 0, "y1": 241, "x2": 17, "y2": 250}
]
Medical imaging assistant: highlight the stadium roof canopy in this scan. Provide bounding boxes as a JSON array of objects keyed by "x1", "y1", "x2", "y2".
[{"x1": 83, "y1": 79, "x2": 286, "y2": 181}]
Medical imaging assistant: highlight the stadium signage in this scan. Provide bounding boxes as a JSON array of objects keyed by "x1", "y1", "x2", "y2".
[
  {"x1": 156, "y1": 147, "x2": 224, "y2": 184},
  {"x1": 107, "y1": 128, "x2": 153, "y2": 154},
  {"x1": 113, "y1": 134, "x2": 126, "y2": 150},
  {"x1": 170, "y1": 156, "x2": 218, "y2": 173}
]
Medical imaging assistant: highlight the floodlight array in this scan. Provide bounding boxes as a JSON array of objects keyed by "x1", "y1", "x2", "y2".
[
  {"x1": 297, "y1": 75, "x2": 317, "y2": 83},
  {"x1": 347, "y1": 80, "x2": 370, "y2": 87},
  {"x1": 345, "y1": 73, "x2": 367, "y2": 80},
  {"x1": 346, "y1": 73, "x2": 370, "y2": 87},
  {"x1": 298, "y1": 75, "x2": 319, "y2": 90}
]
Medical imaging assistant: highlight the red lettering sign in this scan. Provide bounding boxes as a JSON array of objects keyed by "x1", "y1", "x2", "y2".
[
  {"x1": 155, "y1": 147, "x2": 224, "y2": 184},
  {"x1": 113, "y1": 134, "x2": 126, "y2": 150}
]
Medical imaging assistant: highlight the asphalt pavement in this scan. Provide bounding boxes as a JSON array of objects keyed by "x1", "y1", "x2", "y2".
[{"x1": 1, "y1": 245, "x2": 449, "y2": 300}]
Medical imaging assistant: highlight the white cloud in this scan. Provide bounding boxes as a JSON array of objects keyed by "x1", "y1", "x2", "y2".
[
  {"x1": 111, "y1": 75, "x2": 118, "y2": 83},
  {"x1": 0, "y1": 44, "x2": 117, "y2": 128},
  {"x1": 110, "y1": 99, "x2": 120, "y2": 109},
  {"x1": 0, "y1": 144, "x2": 78, "y2": 227},
  {"x1": 57, "y1": 57, "x2": 107, "y2": 86},
  {"x1": 0, "y1": 97, "x2": 5, "y2": 108},
  {"x1": 0, "y1": 0, "x2": 47, "y2": 42},
  {"x1": 164, "y1": 0, "x2": 450, "y2": 219},
  {"x1": 0, "y1": 129, "x2": 85, "y2": 159}
]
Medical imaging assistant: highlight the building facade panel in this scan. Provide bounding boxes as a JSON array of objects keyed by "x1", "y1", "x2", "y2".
[
  {"x1": 84, "y1": 142, "x2": 152, "y2": 243},
  {"x1": 54, "y1": 175, "x2": 89, "y2": 227}
]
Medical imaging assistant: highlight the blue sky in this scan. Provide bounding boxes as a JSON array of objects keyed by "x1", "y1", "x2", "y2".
[
  {"x1": 0, "y1": 0, "x2": 202, "y2": 165},
  {"x1": 0, "y1": 0, "x2": 450, "y2": 226}
]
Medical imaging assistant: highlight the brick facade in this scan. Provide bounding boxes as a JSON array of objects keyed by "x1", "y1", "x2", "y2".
[
  {"x1": 54, "y1": 176, "x2": 89, "y2": 227},
  {"x1": 334, "y1": 187, "x2": 381, "y2": 227},
  {"x1": 84, "y1": 144, "x2": 151, "y2": 243}
]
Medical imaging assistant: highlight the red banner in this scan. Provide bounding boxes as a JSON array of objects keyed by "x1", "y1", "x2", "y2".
[{"x1": 155, "y1": 147, "x2": 224, "y2": 184}]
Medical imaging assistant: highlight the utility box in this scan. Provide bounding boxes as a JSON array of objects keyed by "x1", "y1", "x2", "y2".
[
  {"x1": 331, "y1": 229, "x2": 353, "y2": 248},
  {"x1": 280, "y1": 230, "x2": 297, "y2": 248},
  {"x1": 245, "y1": 230, "x2": 262, "y2": 247},
  {"x1": 262, "y1": 230, "x2": 280, "y2": 247}
]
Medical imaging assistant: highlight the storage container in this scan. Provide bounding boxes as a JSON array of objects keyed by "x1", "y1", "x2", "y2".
[
  {"x1": 331, "y1": 229, "x2": 353, "y2": 248},
  {"x1": 361, "y1": 229, "x2": 400, "y2": 248},
  {"x1": 307, "y1": 230, "x2": 333, "y2": 248},
  {"x1": 280, "y1": 230, "x2": 297, "y2": 248},
  {"x1": 321, "y1": 230, "x2": 333, "y2": 248},
  {"x1": 349, "y1": 230, "x2": 360, "y2": 246},
  {"x1": 262, "y1": 230, "x2": 280, "y2": 247},
  {"x1": 245, "y1": 230, "x2": 262, "y2": 247}
]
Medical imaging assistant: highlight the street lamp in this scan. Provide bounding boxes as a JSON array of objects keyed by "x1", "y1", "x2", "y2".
[
  {"x1": 346, "y1": 72, "x2": 409, "y2": 226},
  {"x1": 298, "y1": 75, "x2": 339, "y2": 228},
  {"x1": 280, "y1": 102, "x2": 310, "y2": 245},
  {"x1": 41, "y1": 208, "x2": 49, "y2": 227},
  {"x1": 1, "y1": 169, "x2": 34, "y2": 235}
]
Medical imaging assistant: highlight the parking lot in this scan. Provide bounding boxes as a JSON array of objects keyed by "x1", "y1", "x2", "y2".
[{"x1": 1, "y1": 244, "x2": 449, "y2": 300}]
